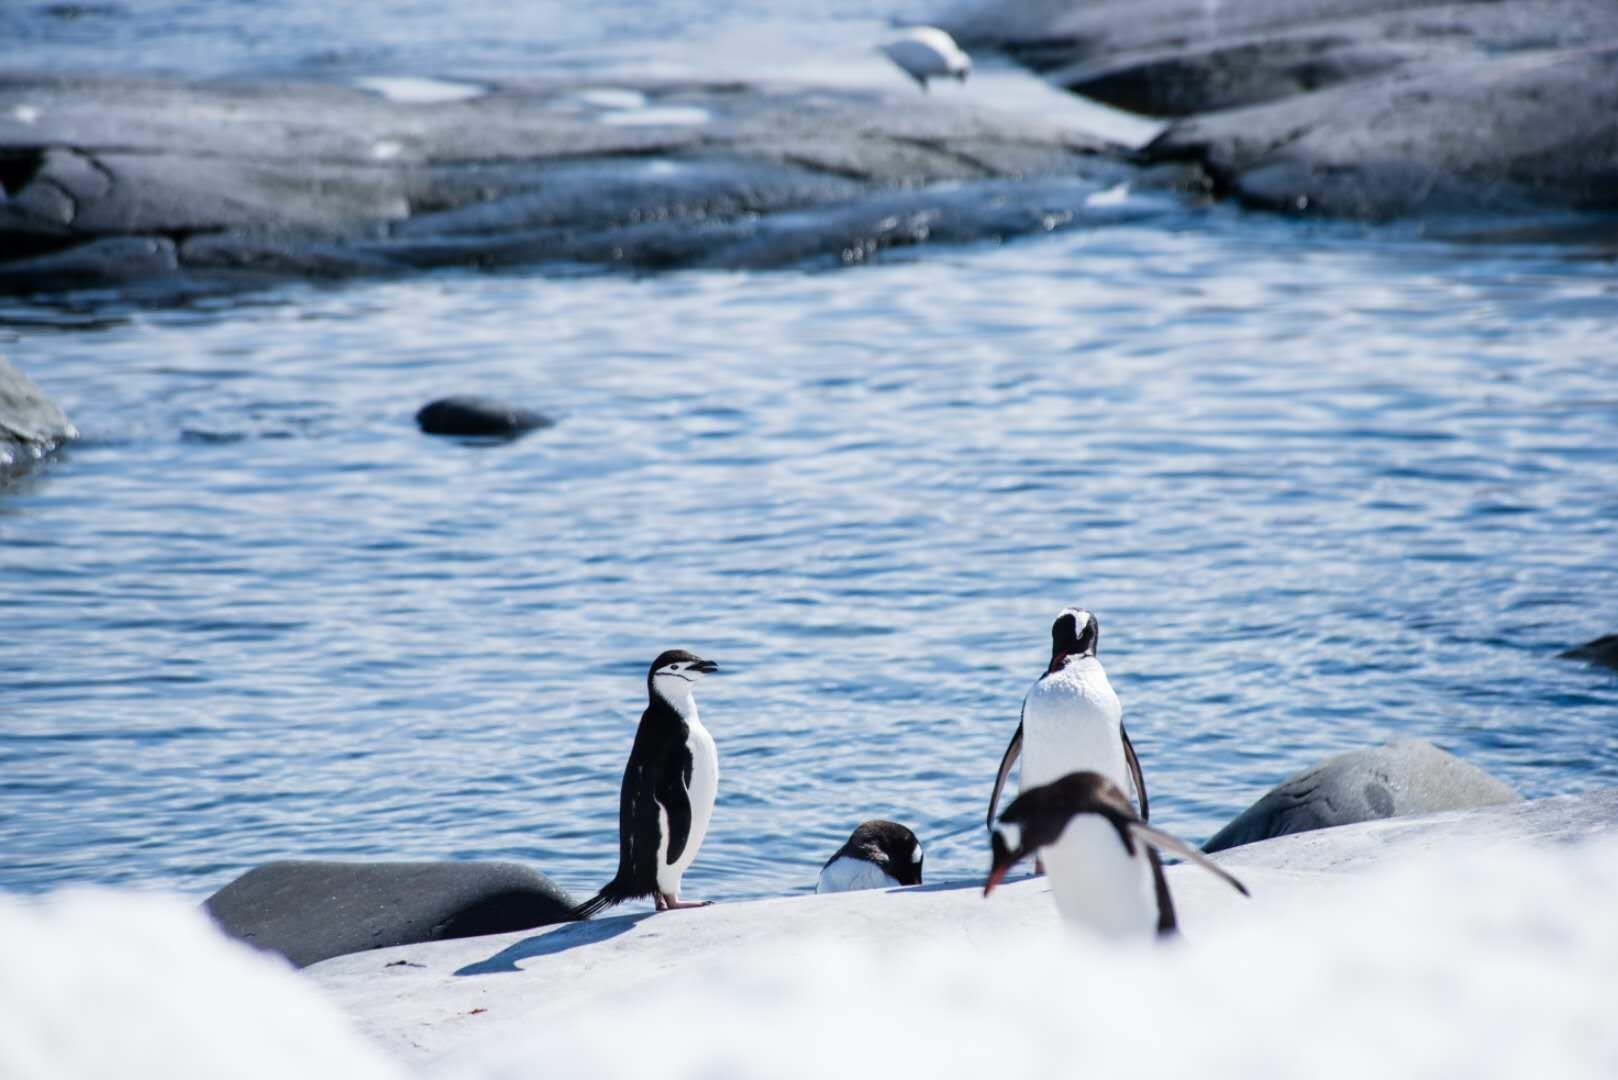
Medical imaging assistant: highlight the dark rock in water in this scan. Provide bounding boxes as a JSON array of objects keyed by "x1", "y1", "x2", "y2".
[
  {"x1": 1560, "y1": 634, "x2": 1618, "y2": 671},
  {"x1": 204, "y1": 860, "x2": 576, "y2": 969},
  {"x1": 0, "y1": 356, "x2": 77, "y2": 482},
  {"x1": 1202, "y1": 738, "x2": 1520, "y2": 854},
  {"x1": 416, "y1": 396, "x2": 552, "y2": 439}
]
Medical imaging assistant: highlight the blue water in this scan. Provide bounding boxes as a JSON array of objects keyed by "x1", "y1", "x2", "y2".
[
  {"x1": 6, "y1": 214, "x2": 1617, "y2": 903},
  {"x1": 4, "y1": 1, "x2": 1618, "y2": 904}
]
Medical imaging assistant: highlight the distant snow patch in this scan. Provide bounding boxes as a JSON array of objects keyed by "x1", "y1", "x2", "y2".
[
  {"x1": 572, "y1": 87, "x2": 648, "y2": 111},
  {"x1": 1086, "y1": 183, "x2": 1131, "y2": 207},
  {"x1": 354, "y1": 76, "x2": 486, "y2": 104},
  {"x1": 599, "y1": 106, "x2": 710, "y2": 127}
]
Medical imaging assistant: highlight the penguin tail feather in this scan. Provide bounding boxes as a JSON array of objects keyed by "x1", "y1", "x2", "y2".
[{"x1": 569, "y1": 878, "x2": 634, "y2": 921}]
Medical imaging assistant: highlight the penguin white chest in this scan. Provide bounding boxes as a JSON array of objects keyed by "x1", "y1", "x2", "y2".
[
  {"x1": 656, "y1": 713, "x2": 718, "y2": 892},
  {"x1": 815, "y1": 856, "x2": 898, "y2": 894},
  {"x1": 1021, "y1": 661, "x2": 1126, "y2": 793},
  {"x1": 1041, "y1": 816, "x2": 1158, "y2": 938}
]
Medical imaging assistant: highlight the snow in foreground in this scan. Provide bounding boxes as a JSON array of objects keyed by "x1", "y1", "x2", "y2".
[
  {"x1": 5, "y1": 836, "x2": 1618, "y2": 1079},
  {"x1": 442, "y1": 836, "x2": 1618, "y2": 1080}
]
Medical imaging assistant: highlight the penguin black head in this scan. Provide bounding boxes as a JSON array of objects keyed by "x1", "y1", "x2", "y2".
[
  {"x1": 1046, "y1": 607, "x2": 1099, "y2": 675},
  {"x1": 983, "y1": 771, "x2": 1134, "y2": 895},
  {"x1": 842, "y1": 820, "x2": 924, "y2": 886},
  {"x1": 647, "y1": 649, "x2": 717, "y2": 696}
]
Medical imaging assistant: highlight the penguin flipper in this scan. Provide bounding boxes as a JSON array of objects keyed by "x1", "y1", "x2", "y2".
[
  {"x1": 1122, "y1": 724, "x2": 1149, "y2": 822},
  {"x1": 987, "y1": 717, "x2": 1024, "y2": 831},
  {"x1": 1129, "y1": 822, "x2": 1250, "y2": 897},
  {"x1": 656, "y1": 742, "x2": 696, "y2": 866}
]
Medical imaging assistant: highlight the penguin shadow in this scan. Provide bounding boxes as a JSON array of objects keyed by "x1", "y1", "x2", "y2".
[{"x1": 454, "y1": 912, "x2": 654, "y2": 976}]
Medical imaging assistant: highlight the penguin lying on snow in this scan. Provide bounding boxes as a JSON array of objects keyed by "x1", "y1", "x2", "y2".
[
  {"x1": 816, "y1": 820, "x2": 924, "y2": 893},
  {"x1": 984, "y1": 771, "x2": 1248, "y2": 938},
  {"x1": 572, "y1": 650, "x2": 720, "y2": 919}
]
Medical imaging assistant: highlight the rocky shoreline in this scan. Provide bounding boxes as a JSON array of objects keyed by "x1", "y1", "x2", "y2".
[{"x1": 5, "y1": 0, "x2": 1617, "y2": 295}]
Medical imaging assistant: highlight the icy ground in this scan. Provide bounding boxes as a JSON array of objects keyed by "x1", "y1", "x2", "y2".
[{"x1": 5, "y1": 794, "x2": 1617, "y2": 1079}]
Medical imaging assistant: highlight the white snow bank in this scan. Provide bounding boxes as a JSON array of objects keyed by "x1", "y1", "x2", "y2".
[
  {"x1": 0, "y1": 890, "x2": 401, "y2": 1080},
  {"x1": 437, "y1": 835, "x2": 1618, "y2": 1080}
]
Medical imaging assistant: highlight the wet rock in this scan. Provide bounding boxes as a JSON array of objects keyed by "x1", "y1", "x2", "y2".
[
  {"x1": 0, "y1": 355, "x2": 76, "y2": 481},
  {"x1": 0, "y1": 73, "x2": 1133, "y2": 292},
  {"x1": 204, "y1": 860, "x2": 576, "y2": 969},
  {"x1": 1156, "y1": 46, "x2": 1618, "y2": 219},
  {"x1": 416, "y1": 396, "x2": 552, "y2": 439},
  {"x1": 1202, "y1": 738, "x2": 1520, "y2": 853},
  {"x1": 1560, "y1": 635, "x2": 1618, "y2": 671},
  {"x1": 943, "y1": 0, "x2": 1618, "y2": 220}
]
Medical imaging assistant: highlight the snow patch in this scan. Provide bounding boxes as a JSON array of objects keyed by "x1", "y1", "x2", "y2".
[
  {"x1": 0, "y1": 890, "x2": 401, "y2": 1080},
  {"x1": 437, "y1": 837, "x2": 1618, "y2": 1079},
  {"x1": 353, "y1": 76, "x2": 486, "y2": 104}
]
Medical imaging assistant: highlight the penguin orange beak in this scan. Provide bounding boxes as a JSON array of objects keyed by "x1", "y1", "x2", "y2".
[{"x1": 983, "y1": 832, "x2": 1025, "y2": 897}]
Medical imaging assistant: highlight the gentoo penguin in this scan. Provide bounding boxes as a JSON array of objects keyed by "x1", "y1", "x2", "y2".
[
  {"x1": 571, "y1": 650, "x2": 720, "y2": 919},
  {"x1": 984, "y1": 771, "x2": 1248, "y2": 938},
  {"x1": 878, "y1": 27, "x2": 971, "y2": 91},
  {"x1": 815, "y1": 820, "x2": 924, "y2": 894},
  {"x1": 987, "y1": 607, "x2": 1150, "y2": 828}
]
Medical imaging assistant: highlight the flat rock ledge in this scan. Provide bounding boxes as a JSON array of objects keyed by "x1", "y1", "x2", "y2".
[
  {"x1": 944, "y1": 0, "x2": 1618, "y2": 220},
  {"x1": 307, "y1": 788, "x2": 1618, "y2": 1064},
  {"x1": 1202, "y1": 737, "x2": 1520, "y2": 853},
  {"x1": 205, "y1": 860, "x2": 576, "y2": 970},
  {"x1": 0, "y1": 355, "x2": 75, "y2": 481},
  {"x1": 0, "y1": 73, "x2": 1163, "y2": 294}
]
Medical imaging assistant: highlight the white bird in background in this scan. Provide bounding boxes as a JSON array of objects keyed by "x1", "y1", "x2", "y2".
[{"x1": 879, "y1": 26, "x2": 971, "y2": 92}]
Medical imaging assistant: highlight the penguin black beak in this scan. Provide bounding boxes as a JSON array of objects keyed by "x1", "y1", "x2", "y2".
[
  {"x1": 692, "y1": 659, "x2": 719, "y2": 674},
  {"x1": 983, "y1": 833, "x2": 1024, "y2": 897}
]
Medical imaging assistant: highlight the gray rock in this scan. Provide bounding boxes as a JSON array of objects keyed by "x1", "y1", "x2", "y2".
[
  {"x1": 1156, "y1": 45, "x2": 1618, "y2": 219},
  {"x1": 1211, "y1": 787, "x2": 1618, "y2": 875},
  {"x1": 416, "y1": 396, "x2": 553, "y2": 439},
  {"x1": 945, "y1": 0, "x2": 1618, "y2": 220},
  {"x1": 1202, "y1": 738, "x2": 1520, "y2": 853},
  {"x1": 0, "y1": 73, "x2": 1154, "y2": 293},
  {"x1": 1560, "y1": 634, "x2": 1618, "y2": 671},
  {"x1": 0, "y1": 356, "x2": 76, "y2": 481},
  {"x1": 204, "y1": 860, "x2": 576, "y2": 969}
]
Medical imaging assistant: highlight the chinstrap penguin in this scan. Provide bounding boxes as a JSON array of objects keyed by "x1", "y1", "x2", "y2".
[
  {"x1": 984, "y1": 771, "x2": 1248, "y2": 938},
  {"x1": 815, "y1": 820, "x2": 924, "y2": 894},
  {"x1": 571, "y1": 650, "x2": 720, "y2": 919}
]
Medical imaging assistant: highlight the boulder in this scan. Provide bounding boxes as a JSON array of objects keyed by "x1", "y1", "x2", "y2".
[
  {"x1": 0, "y1": 73, "x2": 1165, "y2": 293},
  {"x1": 1202, "y1": 738, "x2": 1520, "y2": 853},
  {"x1": 416, "y1": 396, "x2": 553, "y2": 439},
  {"x1": 1154, "y1": 45, "x2": 1618, "y2": 219},
  {"x1": 204, "y1": 860, "x2": 576, "y2": 969},
  {"x1": 942, "y1": 0, "x2": 1618, "y2": 220},
  {"x1": 0, "y1": 355, "x2": 76, "y2": 481}
]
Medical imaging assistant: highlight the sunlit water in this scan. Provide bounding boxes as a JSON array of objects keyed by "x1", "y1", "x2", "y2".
[{"x1": 5, "y1": 209, "x2": 1617, "y2": 903}]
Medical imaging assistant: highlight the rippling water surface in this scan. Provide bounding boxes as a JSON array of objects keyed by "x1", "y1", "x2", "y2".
[{"x1": 4, "y1": 213, "x2": 1618, "y2": 901}]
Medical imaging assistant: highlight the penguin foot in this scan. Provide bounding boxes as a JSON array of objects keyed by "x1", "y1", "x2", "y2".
[{"x1": 658, "y1": 893, "x2": 712, "y2": 910}]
